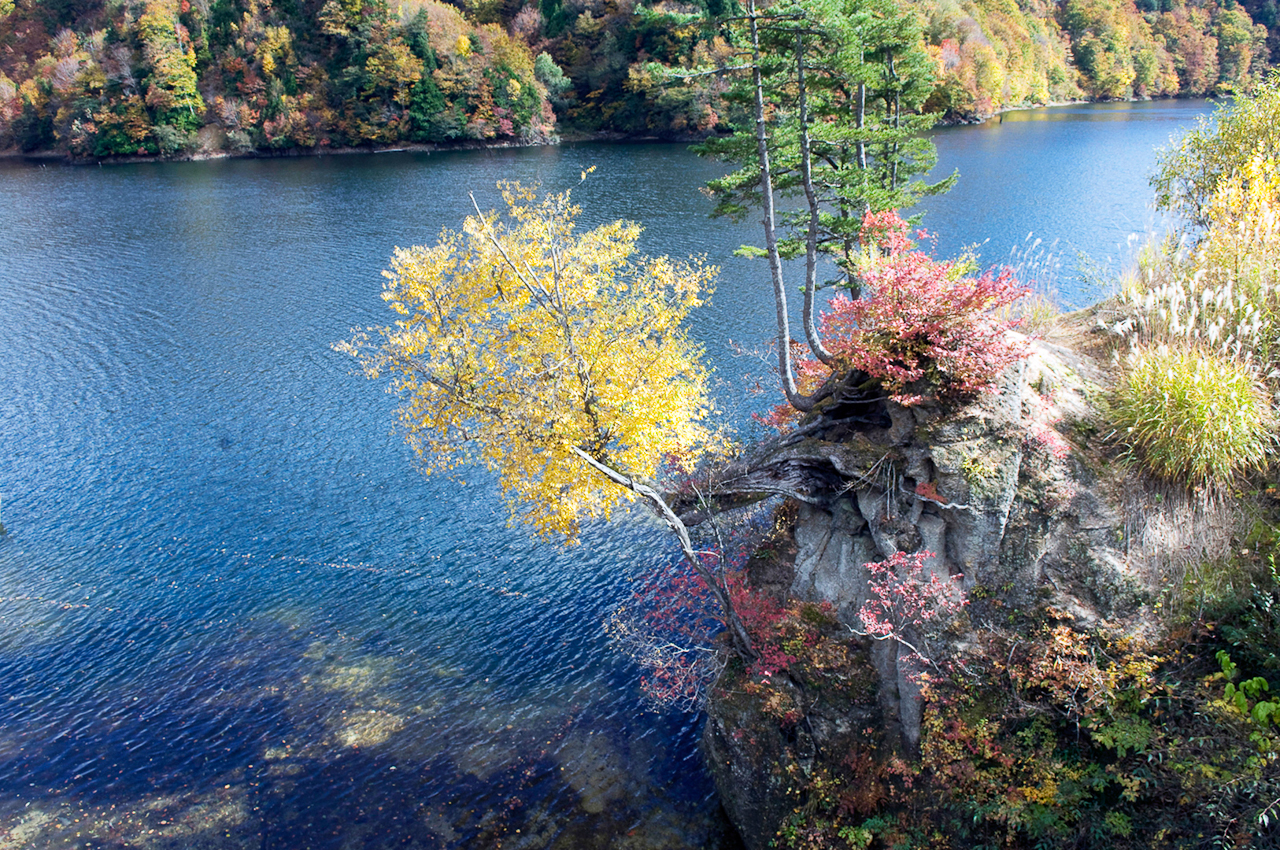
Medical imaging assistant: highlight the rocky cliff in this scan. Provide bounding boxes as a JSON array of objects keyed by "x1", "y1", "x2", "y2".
[{"x1": 699, "y1": 313, "x2": 1249, "y2": 850}]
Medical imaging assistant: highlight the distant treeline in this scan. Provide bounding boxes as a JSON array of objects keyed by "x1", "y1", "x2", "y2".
[{"x1": 0, "y1": 0, "x2": 1272, "y2": 157}]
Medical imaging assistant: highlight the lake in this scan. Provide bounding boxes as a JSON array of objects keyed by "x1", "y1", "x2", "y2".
[{"x1": 0, "y1": 98, "x2": 1212, "y2": 849}]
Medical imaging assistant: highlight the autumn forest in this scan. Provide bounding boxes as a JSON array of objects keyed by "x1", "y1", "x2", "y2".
[{"x1": 0, "y1": 0, "x2": 1273, "y2": 158}]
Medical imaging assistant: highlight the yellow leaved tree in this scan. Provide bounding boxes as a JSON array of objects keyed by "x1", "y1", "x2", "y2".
[{"x1": 340, "y1": 181, "x2": 754, "y2": 656}]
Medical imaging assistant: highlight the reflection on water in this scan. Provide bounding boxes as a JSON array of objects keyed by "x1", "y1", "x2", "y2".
[
  {"x1": 0, "y1": 100, "x2": 1212, "y2": 849},
  {"x1": 996, "y1": 99, "x2": 1212, "y2": 123}
]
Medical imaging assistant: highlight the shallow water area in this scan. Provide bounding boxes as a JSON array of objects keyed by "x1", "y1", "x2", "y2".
[
  {"x1": 0, "y1": 535, "x2": 727, "y2": 849},
  {"x1": 0, "y1": 100, "x2": 1213, "y2": 849}
]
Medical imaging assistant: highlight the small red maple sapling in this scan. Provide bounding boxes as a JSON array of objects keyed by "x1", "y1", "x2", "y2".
[
  {"x1": 608, "y1": 516, "x2": 839, "y2": 709},
  {"x1": 606, "y1": 563, "x2": 726, "y2": 711},
  {"x1": 855, "y1": 551, "x2": 967, "y2": 665},
  {"x1": 606, "y1": 508, "x2": 771, "y2": 710},
  {"x1": 609, "y1": 562, "x2": 803, "y2": 710}
]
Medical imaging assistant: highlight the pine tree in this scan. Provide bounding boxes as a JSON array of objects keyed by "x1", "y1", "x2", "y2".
[{"x1": 694, "y1": 0, "x2": 954, "y2": 407}]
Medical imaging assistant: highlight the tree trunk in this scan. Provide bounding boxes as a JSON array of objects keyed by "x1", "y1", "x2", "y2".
[
  {"x1": 749, "y1": 0, "x2": 814, "y2": 413},
  {"x1": 855, "y1": 78, "x2": 867, "y2": 172},
  {"x1": 797, "y1": 31, "x2": 835, "y2": 366},
  {"x1": 888, "y1": 51, "x2": 900, "y2": 190}
]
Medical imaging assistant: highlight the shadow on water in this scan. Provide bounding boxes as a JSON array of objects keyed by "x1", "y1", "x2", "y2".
[{"x1": 0, "y1": 603, "x2": 741, "y2": 850}]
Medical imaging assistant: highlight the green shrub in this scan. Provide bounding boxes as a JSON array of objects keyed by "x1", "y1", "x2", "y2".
[
  {"x1": 1223, "y1": 557, "x2": 1280, "y2": 673},
  {"x1": 1152, "y1": 69, "x2": 1280, "y2": 230},
  {"x1": 1111, "y1": 344, "x2": 1273, "y2": 486},
  {"x1": 153, "y1": 124, "x2": 194, "y2": 155}
]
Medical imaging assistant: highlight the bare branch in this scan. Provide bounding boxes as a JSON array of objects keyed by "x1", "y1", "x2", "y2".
[
  {"x1": 662, "y1": 64, "x2": 753, "y2": 80},
  {"x1": 570, "y1": 446, "x2": 756, "y2": 657}
]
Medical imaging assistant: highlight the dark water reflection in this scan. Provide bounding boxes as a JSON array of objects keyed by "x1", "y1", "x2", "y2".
[{"x1": 0, "y1": 99, "x2": 1210, "y2": 849}]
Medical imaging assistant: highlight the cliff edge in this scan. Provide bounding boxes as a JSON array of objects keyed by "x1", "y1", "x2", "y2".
[{"x1": 699, "y1": 310, "x2": 1271, "y2": 849}]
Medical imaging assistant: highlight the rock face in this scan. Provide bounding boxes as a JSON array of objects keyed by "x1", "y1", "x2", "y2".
[
  {"x1": 700, "y1": 321, "x2": 1211, "y2": 850},
  {"x1": 703, "y1": 678, "x2": 802, "y2": 850}
]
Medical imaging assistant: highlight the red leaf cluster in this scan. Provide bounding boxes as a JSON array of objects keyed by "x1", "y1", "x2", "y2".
[
  {"x1": 857, "y1": 551, "x2": 967, "y2": 642},
  {"x1": 760, "y1": 211, "x2": 1029, "y2": 429},
  {"x1": 823, "y1": 210, "x2": 1029, "y2": 406}
]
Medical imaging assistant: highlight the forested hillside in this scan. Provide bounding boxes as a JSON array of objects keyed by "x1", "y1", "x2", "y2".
[
  {"x1": 0, "y1": 0, "x2": 1271, "y2": 157},
  {"x1": 0, "y1": 0, "x2": 558, "y2": 155}
]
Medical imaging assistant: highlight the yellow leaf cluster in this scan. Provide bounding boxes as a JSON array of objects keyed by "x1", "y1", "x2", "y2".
[
  {"x1": 1206, "y1": 146, "x2": 1280, "y2": 231},
  {"x1": 345, "y1": 183, "x2": 718, "y2": 540},
  {"x1": 258, "y1": 25, "x2": 295, "y2": 78}
]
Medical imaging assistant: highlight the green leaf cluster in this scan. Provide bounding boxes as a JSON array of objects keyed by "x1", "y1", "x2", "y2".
[
  {"x1": 1154, "y1": 70, "x2": 1280, "y2": 231},
  {"x1": 695, "y1": 0, "x2": 953, "y2": 285}
]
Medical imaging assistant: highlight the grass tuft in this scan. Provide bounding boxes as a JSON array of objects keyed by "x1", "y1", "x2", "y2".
[{"x1": 1111, "y1": 344, "x2": 1274, "y2": 487}]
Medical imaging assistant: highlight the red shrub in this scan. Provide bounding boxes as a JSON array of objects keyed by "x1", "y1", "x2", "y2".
[
  {"x1": 824, "y1": 211, "x2": 1028, "y2": 406},
  {"x1": 857, "y1": 551, "x2": 967, "y2": 649},
  {"x1": 760, "y1": 211, "x2": 1028, "y2": 428}
]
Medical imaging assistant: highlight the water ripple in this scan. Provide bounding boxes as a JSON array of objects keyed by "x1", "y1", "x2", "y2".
[{"x1": 0, "y1": 105, "x2": 1213, "y2": 848}]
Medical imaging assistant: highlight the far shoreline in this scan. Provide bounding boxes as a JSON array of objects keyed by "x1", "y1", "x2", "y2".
[
  {"x1": 0, "y1": 93, "x2": 1212, "y2": 166},
  {"x1": 0, "y1": 128, "x2": 707, "y2": 166}
]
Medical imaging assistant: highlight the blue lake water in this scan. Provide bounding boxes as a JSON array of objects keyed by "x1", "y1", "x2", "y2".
[
  {"x1": 921, "y1": 99, "x2": 1216, "y2": 283},
  {"x1": 0, "y1": 98, "x2": 1212, "y2": 849}
]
